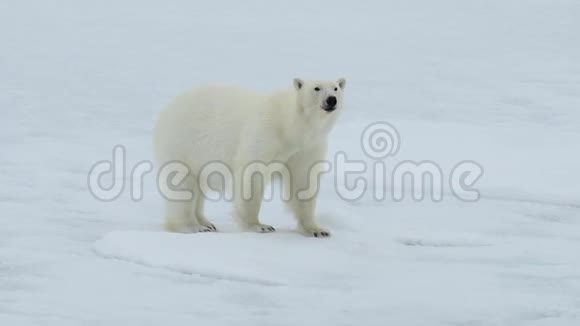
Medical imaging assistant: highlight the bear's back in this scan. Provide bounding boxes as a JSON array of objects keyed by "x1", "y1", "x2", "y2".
[{"x1": 154, "y1": 85, "x2": 267, "y2": 168}]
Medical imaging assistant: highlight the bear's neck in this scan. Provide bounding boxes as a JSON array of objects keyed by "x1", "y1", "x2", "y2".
[{"x1": 267, "y1": 89, "x2": 337, "y2": 151}]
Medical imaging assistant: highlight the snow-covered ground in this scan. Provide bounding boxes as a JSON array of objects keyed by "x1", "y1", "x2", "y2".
[{"x1": 1, "y1": 0, "x2": 580, "y2": 325}]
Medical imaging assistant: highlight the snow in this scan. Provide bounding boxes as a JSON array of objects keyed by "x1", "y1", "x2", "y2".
[{"x1": 1, "y1": 0, "x2": 580, "y2": 325}]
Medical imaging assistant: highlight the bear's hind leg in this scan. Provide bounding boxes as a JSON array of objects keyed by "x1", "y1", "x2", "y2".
[
  {"x1": 192, "y1": 185, "x2": 217, "y2": 231},
  {"x1": 163, "y1": 200, "x2": 195, "y2": 233},
  {"x1": 163, "y1": 174, "x2": 214, "y2": 233}
]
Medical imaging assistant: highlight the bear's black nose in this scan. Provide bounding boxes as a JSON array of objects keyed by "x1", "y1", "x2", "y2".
[{"x1": 326, "y1": 96, "x2": 337, "y2": 107}]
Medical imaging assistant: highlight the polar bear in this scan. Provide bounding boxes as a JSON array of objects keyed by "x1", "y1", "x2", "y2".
[{"x1": 153, "y1": 78, "x2": 346, "y2": 237}]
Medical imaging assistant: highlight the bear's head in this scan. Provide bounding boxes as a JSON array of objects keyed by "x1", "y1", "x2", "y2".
[{"x1": 293, "y1": 78, "x2": 346, "y2": 114}]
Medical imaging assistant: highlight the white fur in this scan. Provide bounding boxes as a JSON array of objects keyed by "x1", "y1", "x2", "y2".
[{"x1": 153, "y1": 78, "x2": 346, "y2": 237}]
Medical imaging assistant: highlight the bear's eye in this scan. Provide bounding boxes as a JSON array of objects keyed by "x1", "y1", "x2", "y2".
[
  {"x1": 334, "y1": 87, "x2": 338, "y2": 91},
  {"x1": 314, "y1": 87, "x2": 320, "y2": 91}
]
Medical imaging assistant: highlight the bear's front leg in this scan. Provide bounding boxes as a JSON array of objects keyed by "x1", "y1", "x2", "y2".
[
  {"x1": 288, "y1": 195, "x2": 331, "y2": 237},
  {"x1": 233, "y1": 169, "x2": 275, "y2": 233},
  {"x1": 285, "y1": 143, "x2": 331, "y2": 238}
]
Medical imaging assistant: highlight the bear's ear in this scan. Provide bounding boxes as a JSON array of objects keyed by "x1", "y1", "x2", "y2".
[
  {"x1": 293, "y1": 78, "x2": 304, "y2": 90},
  {"x1": 337, "y1": 78, "x2": 346, "y2": 89}
]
